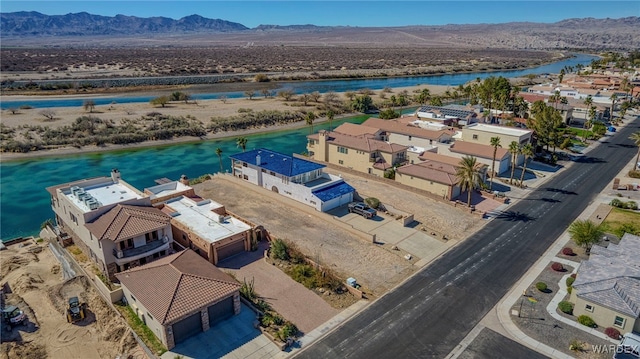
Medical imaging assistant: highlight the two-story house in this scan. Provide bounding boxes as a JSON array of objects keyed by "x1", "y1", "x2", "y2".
[
  {"x1": 47, "y1": 169, "x2": 175, "y2": 279},
  {"x1": 307, "y1": 129, "x2": 408, "y2": 176},
  {"x1": 230, "y1": 148, "x2": 354, "y2": 212}
]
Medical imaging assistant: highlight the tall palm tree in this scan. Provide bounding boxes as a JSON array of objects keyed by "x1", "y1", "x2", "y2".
[
  {"x1": 519, "y1": 143, "x2": 534, "y2": 187},
  {"x1": 306, "y1": 112, "x2": 317, "y2": 134},
  {"x1": 630, "y1": 131, "x2": 640, "y2": 172},
  {"x1": 236, "y1": 137, "x2": 248, "y2": 152},
  {"x1": 583, "y1": 96, "x2": 594, "y2": 142},
  {"x1": 215, "y1": 147, "x2": 223, "y2": 173},
  {"x1": 508, "y1": 141, "x2": 520, "y2": 184},
  {"x1": 489, "y1": 136, "x2": 502, "y2": 190},
  {"x1": 456, "y1": 156, "x2": 482, "y2": 208},
  {"x1": 610, "y1": 93, "x2": 618, "y2": 122},
  {"x1": 326, "y1": 110, "x2": 335, "y2": 132}
]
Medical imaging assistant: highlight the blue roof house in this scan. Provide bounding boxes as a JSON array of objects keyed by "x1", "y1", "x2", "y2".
[{"x1": 229, "y1": 148, "x2": 354, "y2": 212}]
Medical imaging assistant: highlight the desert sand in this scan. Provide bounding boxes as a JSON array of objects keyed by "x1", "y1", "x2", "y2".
[
  {"x1": 0, "y1": 84, "x2": 450, "y2": 161},
  {"x1": 0, "y1": 240, "x2": 142, "y2": 359}
]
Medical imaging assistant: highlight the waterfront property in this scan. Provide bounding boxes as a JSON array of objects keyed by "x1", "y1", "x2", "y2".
[
  {"x1": 415, "y1": 105, "x2": 479, "y2": 126},
  {"x1": 230, "y1": 148, "x2": 355, "y2": 212},
  {"x1": 47, "y1": 169, "x2": 175, "y2": 279},
  {"x1": 159, "y1": 195, "x2": 253, "y2": 264},
  {"x1": 570, "y1": 233, "x2": 640, "y2": 335},
  {"x1": 307, "y1": 127, "x2": 408, "y2": 176},
  {"x1": 116, "y1": 249, "x2": 241, "y2": 350}
]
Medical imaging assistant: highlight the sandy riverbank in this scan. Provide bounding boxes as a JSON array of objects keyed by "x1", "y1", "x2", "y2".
[{"x1": 1, "y1": 84, "x2": 453, "y2": 161}]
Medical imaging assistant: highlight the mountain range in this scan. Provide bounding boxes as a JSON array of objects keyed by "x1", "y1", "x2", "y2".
[{"x1": 1, "y1": 12, "x2": 638, "y2": 50}]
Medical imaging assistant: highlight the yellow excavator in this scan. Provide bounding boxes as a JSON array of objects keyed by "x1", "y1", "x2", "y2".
[{"x1": 66, "y1": 296, "x2": 86, "y2": 323}]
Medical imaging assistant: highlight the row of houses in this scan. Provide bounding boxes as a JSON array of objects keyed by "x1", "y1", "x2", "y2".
[{"x1": 306, "y1": 110, "x2": 532, "y2": 200}]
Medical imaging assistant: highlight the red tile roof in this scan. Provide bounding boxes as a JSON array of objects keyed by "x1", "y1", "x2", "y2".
[
  {"x1": 362, "y1": 117, "x2": 454, "y2": 141},
  {"x1": 86, "y1": 204, "x2": 171, "y2": 242},
  {"x1": 518, "y1": 93, "x2": 547, "y2": 103},
  {"x1": 319, "y1": 131, "x2": 408, "y2": 153},
  {"x1": 397, "y1": 160, "x2": 458, "y2": 185},
  {"x1": 449, "y1": 141, "x2": 509, "y2": 160},
  {"x1": 418, "y1": 151, "x2": 464, "y2": 166},
  {"x1": 333, "y1": 123, "x2": 380, "y2": 137},
  {"x1": 115, "y1": 249, "x2": 240, "y2": 325}
]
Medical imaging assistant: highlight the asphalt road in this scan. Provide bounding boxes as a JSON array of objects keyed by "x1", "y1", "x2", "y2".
[
  {"x1": 457, "y1": 328, "x2": 548, "y2": 359},
  {"x1": 297, "y1": 117, "x2": 640, "y2": 359}
]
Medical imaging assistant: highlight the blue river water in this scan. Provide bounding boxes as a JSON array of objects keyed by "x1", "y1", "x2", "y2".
[
  {"x1": 0, "y1": 54, "x2": 597, "y2": 240},
  {"x1": 0, "y1": 54, "x2": 597, "y2": 110}
]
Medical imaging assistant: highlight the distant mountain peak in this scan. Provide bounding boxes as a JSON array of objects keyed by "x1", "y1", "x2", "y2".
[{"x1": 0, "y1": 11, "x2": 249, "y2": 36}]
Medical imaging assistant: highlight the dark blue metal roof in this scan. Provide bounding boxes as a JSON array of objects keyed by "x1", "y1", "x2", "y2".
[
  {"x1": 230, "y1": 148, "x2": 325, "y2": 177},
  {"x1": 312, "y1": 182, "x2": 355, "y2": 202}
]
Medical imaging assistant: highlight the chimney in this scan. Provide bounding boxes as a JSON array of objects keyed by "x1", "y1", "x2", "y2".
[
  {"x1": 179, "y1": 174, "x2": 189, "y2": 185},
  {"x1": 111, "y1": 168, "x2": 121, "y2": 183},
  {"x1": 256, "y1": 154, "x2": 262, "y2": 166}
]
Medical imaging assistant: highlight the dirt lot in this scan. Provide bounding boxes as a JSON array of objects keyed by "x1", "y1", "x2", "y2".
[
  {"x1": 194, "y1": 172, "x2": 483, "y2": 296},
  {"x1": 0, "y1": 240, "x2": 142, "y2": 359}
]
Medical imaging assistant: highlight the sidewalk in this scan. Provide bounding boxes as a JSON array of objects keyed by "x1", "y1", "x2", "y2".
[{"x1": 491, "y1": 117, "x2": 637, "y2": 358}]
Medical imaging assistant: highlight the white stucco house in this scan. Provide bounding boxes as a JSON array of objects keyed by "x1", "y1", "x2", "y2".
[{"x1": 230, "y1": 148, "x2": 355, "y2": 212}]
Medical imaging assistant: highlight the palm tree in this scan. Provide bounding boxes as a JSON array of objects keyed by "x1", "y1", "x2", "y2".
[
  {"x1": 568, "y1": 219, "x2": 603, "y2": 254},
  {"x1": 610, "y1": 93, "x2": 618, "y2": 122},
  {"x1": 583, "y1": 96, "x2": 594, "y2": 142},
  {"x1": 215, "y1": 147, "x2": 223, "y2": 173},
  {"x1": 326, "y1": 110, "x2": 335, "y2": 132},
  {"x1": 508, "y1": 141, "x2": 520, "y2": 184},
  {"x1": 236, "y1": 137, "x2": 248, "y2": 152},
  {"x1": 519, "y1": 143, "x2": 534, "y2": 187},
  {"x1": 489, "y1": 136, "x2": 501, "y2": 190},
  {"x1": 456, "y1": 156, "x2": 482, "y2": 207},
  {"x1": 306, "y1": 112, "x2": 317, "y2": 134},
  {"x1": 630, "y1": 131, "x2": 640, "y2": 172}
]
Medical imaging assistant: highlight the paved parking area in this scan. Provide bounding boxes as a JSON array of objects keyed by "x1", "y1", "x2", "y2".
[
  {"x1": 218, "y1": 241, "x2": 338, "y2": 334},
  {"x1": 161, "y1": 303, "x2": 281, "y2": 359}
]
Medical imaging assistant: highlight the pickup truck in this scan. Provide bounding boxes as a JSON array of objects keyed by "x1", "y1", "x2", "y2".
[{"x1": 348, "y1": 202, "x2": 377, "y2": 219}]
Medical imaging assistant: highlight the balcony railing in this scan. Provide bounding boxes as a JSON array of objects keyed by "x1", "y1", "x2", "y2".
[{"x1": 113, "y1": 236, "x2": 169, "y2": 259}]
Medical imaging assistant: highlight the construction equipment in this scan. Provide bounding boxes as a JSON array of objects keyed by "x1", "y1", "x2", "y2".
[
  {"x1": 66, "y1": 296, "x2": 86, "y2": 323},
  {"x1": 2, "y1": 305, "x2": 26, "y2": 331}
]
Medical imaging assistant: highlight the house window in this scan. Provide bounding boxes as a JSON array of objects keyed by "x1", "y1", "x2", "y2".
[
  {"x1": 337, "y1": 147, "x2": 348, "y2": 154},
  {"x1": 242, "y1": 162, "x2": 248, "y2": 167},
  {"x1": 262, "y1": 169, "x2": 266, "y2": 173},
  {"x1": 310, "y1": 200, "x2": 316, "y2": 205},
  {"x1": 585, "y1": 304, "x2": 594, "y2": 312},
  {"x1": 472, "y1": 134, "x2": 478, "y2": 140},
  {"x1": 408, "y1": 136, "x2": 412, "y2": 141},
  {"x1": 339, "y1": 160, "x2": 344, "y2": 165},
  {"x1": 614, "y1": 316, "x2": 625, "y2": 328},
  {"x1": 130, "y1": 294, "x2": 136, "y2": 302},
  {"x1": 243, "y1": 175, "x2": 248, "y2": 180},
  {"x1": 270, "y1": 171, "x2": 276, "y2": 176}
]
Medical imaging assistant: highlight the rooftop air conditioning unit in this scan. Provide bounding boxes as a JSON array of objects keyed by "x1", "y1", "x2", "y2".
[
  {"x1": 218, "y1": 215, "x2": 225, "y2": 223},
  {"x1": 86, "y1": 199, "x2": 99, "y2": 210},
  {"x1": 78, "y1": 193, "x2": 90, "y2": 201},
  {"x1": 70, "y1": 186, "x2": 81, "y2": 196}
]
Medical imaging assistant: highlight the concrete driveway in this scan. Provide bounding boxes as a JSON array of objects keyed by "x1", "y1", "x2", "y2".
[
  {"x1": 161, "y1": 303, "x2": 281, "y2": 359},
  {"x1": 328, "y1": 206, "x2": 450, "y2": 266},
  {"x1": 218, "y1": 241, "x2": 338, "y2": 334}
]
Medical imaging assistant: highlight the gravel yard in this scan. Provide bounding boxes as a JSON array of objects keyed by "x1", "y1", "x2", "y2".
[
  {"x1": 511, "y1": 261, "x2": 612, "y2": 358},
  {"x1": 193, "y1": 175, "x2": 417, "y2": 296},
  {"x1": 193, "y1": 169, "x2": 487, "y2": 296},
  {"x1": 324, "y1": 168, "x2": 485, "y2": 241}
]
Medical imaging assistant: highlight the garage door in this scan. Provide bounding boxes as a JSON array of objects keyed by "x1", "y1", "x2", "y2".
[
  {"x1": 172, "y1": 312, "x2": 202, "y2": 345},
  {"x1": 207, "y1": 296, "x2": 234, "y2": 327},
  {"x1": 216, "y1": 240, "x2": 245, "y2": 261}
]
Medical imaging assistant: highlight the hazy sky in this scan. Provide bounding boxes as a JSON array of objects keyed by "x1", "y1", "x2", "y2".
[{"x1": 1, "y1": 1, "x2": 638, "y2": 28}]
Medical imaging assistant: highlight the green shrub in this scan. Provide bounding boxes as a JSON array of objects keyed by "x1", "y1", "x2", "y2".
[
  {"x1": 567, "y1": 286, "x2": 572, "y2": 294},
  {"x1": 625, "y1": 201, "x2": 638, "y2": 210},
  {"x1": 566, "y1": 277, "x2": 575, "y2": 287},
  {"x1": 271, "y1": 238, "x2": 289, "y2": 260},
  {"x1": 290, "y1": 264, "x2": 317, "y2": 289},
  {"x1": 560, "y1": 138, "x2": 573, "y2": 149},
  {"x1": 578, "y1": 315, "x2": 596, "y2": 327},
  {"x1": 558, "y1": 301, "x2": 573, "y2": 314},
  {"x1": 364, "y1": 197, "x2": 380, "y2": 209},
  {"x1": 240, "y1": 277, "x2": 257, "y2": 301},
  {"x1": 610, "y1": 198, "x2": 624, "y2": 208},
  {"x1": 614, "y1": 222, "x2": 640, "y2": 237},
  {"x1": 278, "y1": 322, "x2": 298, "y2": 340},
  {"x1": 629, "y1": 170, "x2": 640, "y2": 179},
  {"x1": 535, "y1": 282, "x2": 548, "y2": 292}
]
